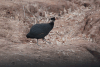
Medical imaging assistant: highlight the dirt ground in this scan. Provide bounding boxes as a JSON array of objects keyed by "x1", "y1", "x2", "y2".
[
  {"x1": 0, "y1": 39, "x2": 100, "y2": 67},
  {"x1": 0, "y1": 0, "x2": 100, "y2": 67}
]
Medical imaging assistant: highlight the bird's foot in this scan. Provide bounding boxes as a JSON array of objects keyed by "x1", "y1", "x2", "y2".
[
  {"x1": 46, "y1": 41, "x2": 51, "y2": 44},
  {"x1": 43, "y1": 39, "x2": 51, "y2": 44},
  {"x1": 37, "y1": 44, "x2": 40, "y2": 46}
]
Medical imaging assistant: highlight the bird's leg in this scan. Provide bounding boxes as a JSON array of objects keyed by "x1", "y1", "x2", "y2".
[
  {"x1": 37, "y1": 39, "x2": 40, "y2": 46},
  {"x1": 42, "y1": 38, "x2": 51, "y2": 44}
]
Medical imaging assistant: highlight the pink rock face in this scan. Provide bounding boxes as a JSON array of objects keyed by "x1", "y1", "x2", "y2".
[{"x1": 81, "y1": 11, "x2": 100, "y2": 44}]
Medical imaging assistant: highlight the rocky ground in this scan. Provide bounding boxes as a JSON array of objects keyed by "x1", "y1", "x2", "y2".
[{"x1": 0, "y1": 0, "x2": 100, "y2": 67}]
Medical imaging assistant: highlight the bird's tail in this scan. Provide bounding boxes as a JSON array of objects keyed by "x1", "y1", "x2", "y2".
[
  {"x1": 26, "y1": 33, "x2": 35, "y2": 38},
  {"x1": 26, "y1": 33, "x2": 30, "y2": 38}
]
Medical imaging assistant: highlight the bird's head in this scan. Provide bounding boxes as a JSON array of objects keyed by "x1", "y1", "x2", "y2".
[
  {"x1": 50, "y1": 17, "x2": 56, "y2": 21},
  {"x1": 49, "y1": 17, "x2": 56, "y2": 25}
]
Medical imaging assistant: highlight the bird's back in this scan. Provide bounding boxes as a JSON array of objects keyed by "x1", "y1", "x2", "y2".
[{"x1": 27, "y1": 23, "x2": 53, "y2": 39}]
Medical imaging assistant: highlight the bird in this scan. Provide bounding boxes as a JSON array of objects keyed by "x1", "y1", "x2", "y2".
[{"x1": 26, "y1": 17, "x2": 56, "y2": 46}]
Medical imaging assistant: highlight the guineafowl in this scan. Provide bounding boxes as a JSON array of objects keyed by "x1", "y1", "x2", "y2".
[{"x1": 26, "y1": 17, "x2": 56, "y2": 46}]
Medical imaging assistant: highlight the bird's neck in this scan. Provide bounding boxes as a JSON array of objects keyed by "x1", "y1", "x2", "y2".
[{"x1": 49, "y1": 20, "x2": 54, "y2": 26}]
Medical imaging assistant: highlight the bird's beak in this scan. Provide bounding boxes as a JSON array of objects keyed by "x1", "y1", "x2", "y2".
[
  {"x1": 55, "y1": 17, "x2": 58, "y2": 20},
  {"x1": 55, "y1": 17, "x2": 57, "y2": 20}
]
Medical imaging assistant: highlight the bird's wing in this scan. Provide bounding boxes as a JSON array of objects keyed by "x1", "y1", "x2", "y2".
[
  {"x1": 30, "y1": 28, "x2": 44, "y2": 35},
  {"x1": 38, "y1": 33, "x2": 44, "y2": 35},
  {"x1": 30, "y1": 24, "x2": 51, "y2": 36}
]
